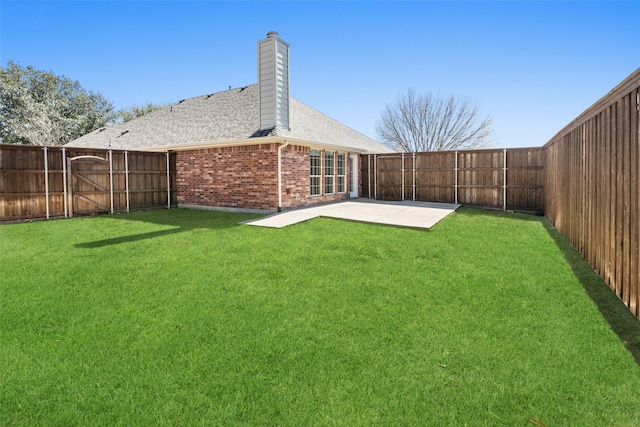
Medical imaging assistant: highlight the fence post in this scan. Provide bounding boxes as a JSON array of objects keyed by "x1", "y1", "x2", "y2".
[
  {"x1": 62, "y1": 148, "x2": 68, "y2": 218},
  {"x1": 166, "y1": 152, "x2": 171, "y2": 209},
  {"x1": 109, "y1": 149, "x2": 114, "y2": 214},
  {"x1": 66, "y1": 157, "x2": 74, "y2": 218},
  {"x1": 412, "y1": 152, "x2": 416, "y2": 201},
  {"x1": 374, "y1": 154, "x2": 378, "y2": 200},
  {"x1": 367, "y1": 154, "x2": 371, "y2": 199},
  {"x1": 43, "y1": 146, "x2": 50, "y2": 219},
  {"x1": 454, "y1": 150, "x2": 458, "y2": 204},
  {"x1": 125, "y1": 151, "x2": 130, "y2": 213},
  {"x1": 503, "y1": 148, "x2": 507, "y2": 211},
  {"x1": 401, "y1": 152, "x2": 405, "y2": 201}
]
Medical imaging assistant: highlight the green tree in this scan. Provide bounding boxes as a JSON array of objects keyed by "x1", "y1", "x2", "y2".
[
  {"x1": 0, "y1": 61, "x2": 116, "y2": 146},
  {"x1": 118, "y1": 102, "x2": 163, "y2": 123}
]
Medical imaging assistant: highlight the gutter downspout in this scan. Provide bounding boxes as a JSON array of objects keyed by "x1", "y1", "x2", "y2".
[{"x1": 277, "y1": 141, "x2": 289, "y2": 212}]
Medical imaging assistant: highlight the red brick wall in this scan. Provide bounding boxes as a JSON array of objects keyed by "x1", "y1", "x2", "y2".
[
  {"x1": 280, "y1": 145, "x2": 310, "y2": 208},
  {"x1": 176, "y1": 143, "x2": 353, "y2": 212},
  {"x1": 176, "y1": 144, "x2": 278, "y2": 210},
  {"x1": 280, "y1": 145, "x2": 350, "y2": 209}
]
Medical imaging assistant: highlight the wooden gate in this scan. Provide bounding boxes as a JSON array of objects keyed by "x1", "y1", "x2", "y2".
[{"x1": 67, "y1": 155, "x2": 110, "y2": 218}]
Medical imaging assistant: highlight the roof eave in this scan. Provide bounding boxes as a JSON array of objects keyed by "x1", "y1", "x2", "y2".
[
  {"x1": 140, "y1": 137, "x2": 281, "y2": 152},
  {"x1": 141, "y1": 136, "x2": 378, "y2": 154}
]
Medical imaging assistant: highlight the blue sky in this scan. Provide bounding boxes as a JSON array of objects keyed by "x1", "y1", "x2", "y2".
[{"x1": 1, "y1": 1, "x2": 638, "y2": 148}]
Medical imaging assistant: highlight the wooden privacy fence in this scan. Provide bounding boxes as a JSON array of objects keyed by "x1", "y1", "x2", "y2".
[
  {"x1": 0, "y1": 144, "x2": 177, "y2": 222},
  {"x1": 544, "y1": 68, "x2": 640, "y2": 319},
  {"x1": 361, "y1": 148, "x2": 544, "y2": 212}
]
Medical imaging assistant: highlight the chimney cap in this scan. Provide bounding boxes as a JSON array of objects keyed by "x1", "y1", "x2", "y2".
[{"x1": 266, "y1": 31, "x2": 280, "y2": 38}]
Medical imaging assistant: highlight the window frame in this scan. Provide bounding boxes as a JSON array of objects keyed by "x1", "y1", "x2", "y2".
[
  {"x1": 337, "y1": 152, "x2": 346, "y2": 194},
  {"x1": 324, "y1": 151, "x2": 335, "y2": 195},
  {"x1": 310, "y1": 149, "x2": 322, "y2": 196}
]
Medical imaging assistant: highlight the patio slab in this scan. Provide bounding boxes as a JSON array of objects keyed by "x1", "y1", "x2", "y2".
[{"x1": 244, "y1": 199, "x2": 461, "y2": 230}]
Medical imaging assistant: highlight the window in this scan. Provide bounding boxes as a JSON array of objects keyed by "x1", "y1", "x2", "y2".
[
  {"x1": 324, "y1": 151, "x2": 335, "y2": 194},
  {"x1": 337, "y1": 153, "x2": 346, "y2": 193},
  {"x1": 310, "y1": 149, "x2": 321, "y2": 196}
]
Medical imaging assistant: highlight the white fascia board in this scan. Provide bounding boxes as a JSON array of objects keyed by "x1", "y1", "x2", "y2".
[
  {"x1": 287, "y1": 139, "x2": 371, "y2": 154},
  {"x1": 141, "y1": 137, "x2": 283, "y2": 152},
  {"x1": 141, "y1": 136, "x2": 374, "y2": 154}
]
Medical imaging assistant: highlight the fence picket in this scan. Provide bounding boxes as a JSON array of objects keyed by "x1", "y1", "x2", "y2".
[
  {"x1": 544, "y1": 68, "x2": 640, "y2": 319},
  {"x1": 0, "y1": 145, "x2": 177, "y2": 222},
  {"x1": 362, "y1": 148, "x2": 544, "y2": 212}
]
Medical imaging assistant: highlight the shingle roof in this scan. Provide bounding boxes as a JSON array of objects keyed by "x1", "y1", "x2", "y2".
[{"x1": 67, "y1": 84, "x2": 393, "y2": 153}]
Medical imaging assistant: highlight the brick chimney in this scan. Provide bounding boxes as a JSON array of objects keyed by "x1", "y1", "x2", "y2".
[{"x1": 258, "y1": 31, "x2": 290, "y2": 131}]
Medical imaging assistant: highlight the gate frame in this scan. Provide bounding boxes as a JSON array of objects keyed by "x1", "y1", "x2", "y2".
[{"x1": 66, "y1": 155, "x2": 108, "y2": 218}]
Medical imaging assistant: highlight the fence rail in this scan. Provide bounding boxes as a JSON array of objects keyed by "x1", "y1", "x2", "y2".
[
  {"x1": 0, "y1": 144, "x2": 177, "y2": 222},
  {"x1": 544, "y1": 68, "x2": 640, "y2": 319},
  {"x1": 361, "y1": 148, "x2": 544, "y2": 212}
]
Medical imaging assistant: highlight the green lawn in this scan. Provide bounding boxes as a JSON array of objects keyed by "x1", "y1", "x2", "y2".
[{"x1": 1, "y1": 207, "x2": 639, "y2": 426}]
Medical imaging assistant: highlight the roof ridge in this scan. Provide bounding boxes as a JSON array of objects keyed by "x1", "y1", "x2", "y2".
[{"x1": 66, "y1": 82, "x2": 393, "y2": 153}]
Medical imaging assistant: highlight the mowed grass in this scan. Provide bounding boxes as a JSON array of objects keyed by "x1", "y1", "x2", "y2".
[{"x1": 1, "y1": 208, "x2": 640, "y2": 426}]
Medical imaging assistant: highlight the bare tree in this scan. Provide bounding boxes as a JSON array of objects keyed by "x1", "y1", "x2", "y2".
[{"x1": 376, "y1": 89, "x2": 494, "y2": 152}]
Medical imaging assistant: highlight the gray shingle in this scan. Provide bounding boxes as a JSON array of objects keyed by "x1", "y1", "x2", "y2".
[{"x1": 67, "y1": 84, "x2": 393, "y2": 153}]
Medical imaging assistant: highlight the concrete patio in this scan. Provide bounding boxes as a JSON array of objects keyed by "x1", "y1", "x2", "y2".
[{"x1": 244, "y1": 199, "x2": 461, "y2": 230}]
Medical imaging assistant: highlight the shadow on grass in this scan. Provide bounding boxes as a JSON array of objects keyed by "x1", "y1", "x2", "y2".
[
  {"x1": 76, "y1": 227, "x2": 185, "y2": 248},
  {"x1": 75, "y1": 208, "x2": 264, "y2": 249},
  {"x1": 541, "y1": 219, "x2": 640, "y2": 366},
  {"x1": 454, "y1": 205, "x2": 545, "y2": 222}
]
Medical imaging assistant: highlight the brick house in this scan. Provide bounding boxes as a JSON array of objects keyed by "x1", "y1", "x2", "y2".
[{"x1": 68, "y1": 32, "x2": 392, "y2": 212}]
